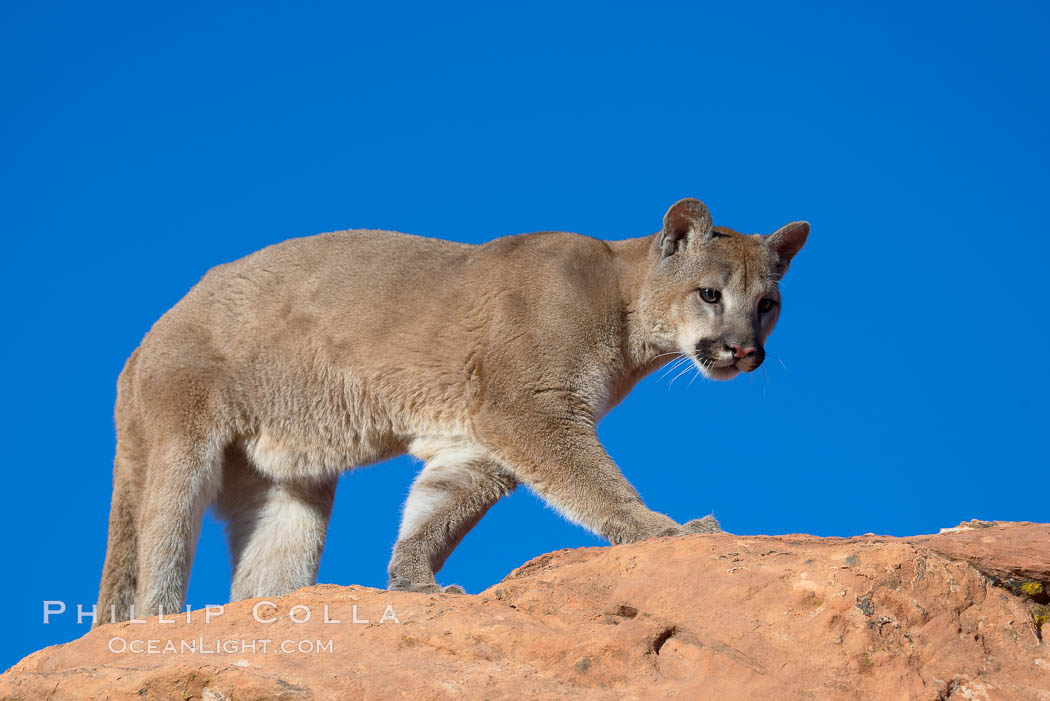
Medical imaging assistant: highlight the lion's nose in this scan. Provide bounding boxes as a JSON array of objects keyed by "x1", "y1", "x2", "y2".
[{"x1": 726, "y1": 344, "x2": 757, "y2": 359}]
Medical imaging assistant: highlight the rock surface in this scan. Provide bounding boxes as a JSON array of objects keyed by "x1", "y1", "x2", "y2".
[{"x1": 2, "y1": 521, "x2": 1048, "y2": 700}]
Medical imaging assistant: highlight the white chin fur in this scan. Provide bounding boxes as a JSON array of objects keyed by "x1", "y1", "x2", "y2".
[{"x1": 692, "y1": 359, "x2": 740, "y2": 382}]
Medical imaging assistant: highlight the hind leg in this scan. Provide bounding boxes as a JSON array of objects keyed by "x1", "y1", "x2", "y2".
[
  {"x1": 135, "y1": 436, "x2": 223, "y2": 618},
  {"x1": 216, "y1": 449, "x2": 337, "y2": 601},
  {"x1": 388, "y1": 439, "x2": 516, "y2": 593}
]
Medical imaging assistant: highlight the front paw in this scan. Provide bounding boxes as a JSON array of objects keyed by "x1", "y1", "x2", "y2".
[
  {"x1": 388, "y1": 577, "x2": 466, "y2": 594},
  {"x1": 681, "y1": 515, "x2": 723, "y2": 534}
]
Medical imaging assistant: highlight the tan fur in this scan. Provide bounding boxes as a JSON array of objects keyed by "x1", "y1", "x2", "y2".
[{"x1": 95, "y1": 198, "x2": 809, "y2": 624}]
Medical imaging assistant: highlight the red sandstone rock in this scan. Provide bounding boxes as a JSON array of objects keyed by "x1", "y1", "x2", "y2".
[{"x1": 2, "y1": 522, "x2": 1048, "y2": 699}]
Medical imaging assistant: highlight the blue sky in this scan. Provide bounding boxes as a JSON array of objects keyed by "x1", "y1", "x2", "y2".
[{"x1": 2, "y1": 0, "x2": 1048, "y2": 671}]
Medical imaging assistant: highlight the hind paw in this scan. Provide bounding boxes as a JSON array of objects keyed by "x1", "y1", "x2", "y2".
[{"x1": 388, "y1": 577, "x2": 466, "y2": 594}]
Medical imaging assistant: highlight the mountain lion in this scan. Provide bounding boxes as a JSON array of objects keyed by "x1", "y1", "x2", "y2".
[{"x1": 96, "y1": 197, "x2": 809, "y2": 625}]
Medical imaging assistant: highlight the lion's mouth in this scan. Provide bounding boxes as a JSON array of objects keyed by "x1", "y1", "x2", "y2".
[{"x1": 693, "y1": 352, "x2": 736, "y2": 370}]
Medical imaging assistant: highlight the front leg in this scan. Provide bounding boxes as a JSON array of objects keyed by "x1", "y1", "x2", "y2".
[
  {"x1": 474, "y1": 403, "x2": 720, "y2": 544},
  {"x1": 388, "y1": 439, "x2": 517, "y2": 593}
]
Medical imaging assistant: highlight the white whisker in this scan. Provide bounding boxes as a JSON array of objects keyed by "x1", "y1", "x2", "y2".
[
  {"x1": 768, "y1": 353, "x2": 789, "y2": 372},
  {"x1": 668, "y1": 362, "x2": 695, "y2": 387},
  {"x1": 657, "y1": 356, "x2": 689, "y2": 381}
]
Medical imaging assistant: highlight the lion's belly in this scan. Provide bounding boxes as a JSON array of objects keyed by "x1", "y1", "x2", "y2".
[
  {"x1": 240, "y1": 424, "x2": 404, "y2": 483},
  {"x1": 232, "y1": 365, "x2": 410, "y2": 482}
]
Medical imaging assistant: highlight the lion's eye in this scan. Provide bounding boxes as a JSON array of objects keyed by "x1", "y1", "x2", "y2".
[
  {"x1": 698, "y1": 288, "x2": 721, "y2": 304},
  {"x1": 758, "y1": 298, "x2": 777, "y2": 313}
]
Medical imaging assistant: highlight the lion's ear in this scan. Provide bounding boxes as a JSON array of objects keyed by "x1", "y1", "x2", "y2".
[
  {"x1": 660, "y1": 198, "x2": 713, "y2": 258},
  {"x1": 765, "y1": 221, "x2": 809, "y2": 275}
]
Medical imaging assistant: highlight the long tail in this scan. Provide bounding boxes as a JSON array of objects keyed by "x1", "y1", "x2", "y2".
[
  {"x1": 96, "y1": 352, "x2": 142, "y2": 628},
  {"x1": 95, "y1": 460, "x2": 139, "y2": 627}
]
